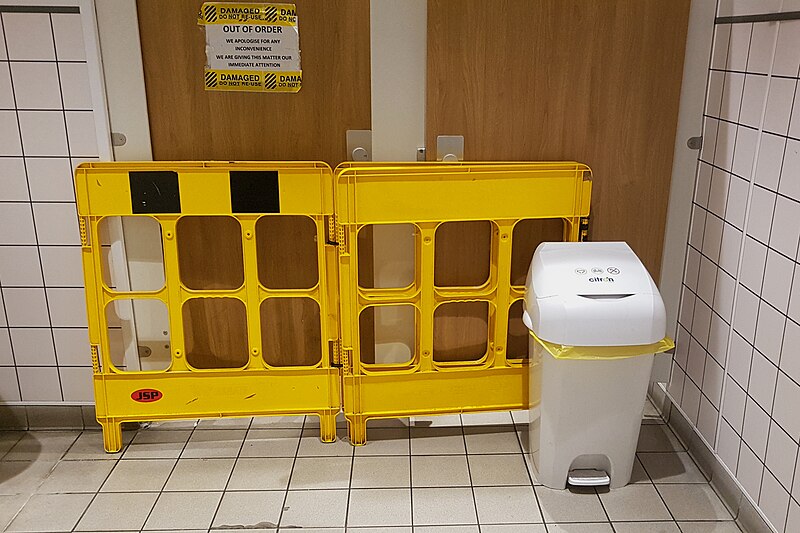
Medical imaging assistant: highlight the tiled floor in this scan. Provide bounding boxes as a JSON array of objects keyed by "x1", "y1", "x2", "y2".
[{"x1": 0, "y1": 405, "x2": 743, "y2": 532}]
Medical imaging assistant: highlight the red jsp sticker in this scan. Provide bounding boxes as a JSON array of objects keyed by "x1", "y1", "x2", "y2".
[{"x1": 131, "y1": 389, "x2": 163, "y2": 403}]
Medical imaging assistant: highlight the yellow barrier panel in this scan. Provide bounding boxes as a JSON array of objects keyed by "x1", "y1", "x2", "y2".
[
  {"x1": 334, "y1": 162, "x2": 591, "y2": 444},
  {"x1": 76, "y1": 162, "x2": 341, "y2": 452}
]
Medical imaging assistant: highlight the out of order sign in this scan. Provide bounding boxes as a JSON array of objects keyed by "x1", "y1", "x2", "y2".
[{"x1": 197, "y1": 2, "x2": 302, "y2": 93}]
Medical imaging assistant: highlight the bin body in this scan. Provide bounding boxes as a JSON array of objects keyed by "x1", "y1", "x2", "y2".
[{"x1": 524, "y1": 241, "x2": 668, "y2": 490}]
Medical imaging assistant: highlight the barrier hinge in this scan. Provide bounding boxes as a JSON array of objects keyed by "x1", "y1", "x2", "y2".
[
  {"x1": 330, "y1": 339, "x2": 342, "y2": 367},
  {"x1": 579, "y1": 217, "x2": 590, "y2": 242},
  {"x1": 79, "y1": 216, "x2": 91, "y2": 249},
  {"x1": 341, "y1": 347, "x2": 354, "y2": 375},
  {"x1": 325, "y1": 214, "x2": 339, "y2": 246}
]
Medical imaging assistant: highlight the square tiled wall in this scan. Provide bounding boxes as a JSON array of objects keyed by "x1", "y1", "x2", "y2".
[
  {"x1": 0, "y1": 6, "x2": 98, "y2": 404},
  {"x1": 671, "y1": 4, "x2": 800, "y2": 532}
]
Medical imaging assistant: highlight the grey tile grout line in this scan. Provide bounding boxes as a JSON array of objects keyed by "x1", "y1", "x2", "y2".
[
  {"x1": 511, "y1": 410, "x2": 549, "y2": 529},
  {"x1": 343, "y1": 420, "x2": 356, "y2": 530},
  {"x1": 637, "y1": 433, "x2": 683, "y2": 529},
  {"x1": 458, "y1": 414, "x2": 483, "y2": 532},
  {"x1": 204, "y1": 416, "x2": 254, "y2": 531},
  {"x1": 275, "y1": 415, "x2": 309, "y2": 529},
  {"x1": 407, "y1": 419, "x2": 413, "y2": 530}
]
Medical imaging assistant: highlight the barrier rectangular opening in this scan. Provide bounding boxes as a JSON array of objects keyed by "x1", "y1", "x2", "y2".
[
  {"x1": 359, "y1": 304, "x2": 417, "y2": 366},
  {"x1": 260, "y1": 297, "x2": 322, "y2": 366},
  {"x1": 183, "y1": 297, "x2": 249, "y2": 369},
  {"x1": 177, "y1": 215, "x2": 244, "y2": 290},
  {"x1": 104, "y1": 298, "x2": 170, "y2": 371},
  {"x1": 434, "y1": 220, "x2": 492, "y2": 288},
  {"x1": 256, "y1": 215, "x2": 319, "y2": 289},
  {"x1": 433, "y1": 300, "x2": 490, "y2": 363}
]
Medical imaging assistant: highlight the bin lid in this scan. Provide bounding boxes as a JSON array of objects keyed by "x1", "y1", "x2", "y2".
[{"x1": 523, "y1": 242, "x2": 667, "y2": 347}]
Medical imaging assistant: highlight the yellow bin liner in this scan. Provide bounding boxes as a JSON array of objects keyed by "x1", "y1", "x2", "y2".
[{"x1": 530, "y1": 331, "x2": 674, "y2": 360}]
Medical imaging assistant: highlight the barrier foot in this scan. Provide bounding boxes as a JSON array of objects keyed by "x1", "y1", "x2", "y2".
[
  {"x1": 101, "y1": 420, "x2": 123, "y2": 453},
  {"x1": 319, "y1": 412, "x2": 337, "y2": 443},
  {"x1": 348, "y1": 415, "x2": 367, "y2": 446}
]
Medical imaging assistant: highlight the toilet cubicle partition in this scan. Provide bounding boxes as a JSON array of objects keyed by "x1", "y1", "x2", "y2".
[{"x1": 75, "y1": 161, "x2": 591, "y2": 451}]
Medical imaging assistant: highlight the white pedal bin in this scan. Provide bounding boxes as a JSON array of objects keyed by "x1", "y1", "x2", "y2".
[{"x1": 523, "y1": 242, "x2": 673, "y2": 489}]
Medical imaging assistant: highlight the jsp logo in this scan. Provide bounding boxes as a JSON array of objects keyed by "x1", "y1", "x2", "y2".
[{"x1": 588, "y1": 277, "x2": 615, "y2": 282}]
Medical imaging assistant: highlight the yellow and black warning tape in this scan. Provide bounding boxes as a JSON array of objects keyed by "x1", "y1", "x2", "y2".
[
  {"x1": 203, "y1": 68, "x2": 301, "y2": 93},
  {"x1": 198, "y1": 2, "x2": 297, "y2": 26}
]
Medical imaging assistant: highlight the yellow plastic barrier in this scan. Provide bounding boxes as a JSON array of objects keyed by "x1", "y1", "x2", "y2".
[{"x1": 335, "y1": 162, "x2": 591, "y2": 444}]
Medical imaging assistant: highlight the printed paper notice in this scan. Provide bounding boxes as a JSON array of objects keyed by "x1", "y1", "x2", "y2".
[{"x1": 198, "y1": 2, "x2": 301, "y2": 93}]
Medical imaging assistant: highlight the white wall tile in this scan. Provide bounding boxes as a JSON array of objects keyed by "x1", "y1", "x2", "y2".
[
  {"x1": 780, "y1": 318, "x2": 800, "y2": 383},
  {"x1": 65, "y1": 111, "x2": 98, "y2": 156},
  {"x1": 733, "y1": 284, "x2": 760, "y2": 343},
  {"x1": 729, "y1": 332, "x2": 754, "y2": 388},
  {"x1": 695, "y1": 162, "x2": 712, "y2": 207},
  {"x1": 725, "y1": 175, "x2": 748, "y2": 230},
  {"x1": 697, "y1": 395, "x2": 719, "y2": 445},
  {"x1": 746, "y1": 187, "x2": 776, "y2": 244},
  {"x1": 715, "y1": 120, "x2": 737, "y2": 172},
  {"x1": 0, "y1": 367, "x2": 21, "y2": 401},
  {"x1": 762, "y1": 250, "x2": 794, "y2": 312},
  {"x1": 688, "y1": 337, "x2": 708, "y2": 385},
  {"x1": 0, "y1": 329, "x2": 13, "y2": 366},
  {"x1": 675, "y1": 326, "x2": 691, "y2": 370},
  {"x1": 720, "y1": 72, "x2": 745, "y2": 123},
  {"x1": 0, "y1": 246, "x2": 42, "y2": 286},
  {"x1": 746, "y1": 23, "x2": 776, "y2": 75},
  {"x1": 737, "y1": 442, "x2": 764, "y2": 502},
  {"x1": 779, "y1": 139, "x2": 800, "y2": 202},
  {"x1": 0, "y1": 20, "x2": 6, "y2": 59},
  {"x1": 765, "y1": 421, "x2": 797, "y2": 491},
  {"x1": 708, "y1": 169, "x2": 730, "y2": 218},
  {"x1": 40, "y1": 246, "x2": 83, "y2": 287},
  {"x1": 0, "y1": 292, "x2": 5, "y2": 327},
  {"x1": 2, "y1": 13, "x2": 55, "y2": 61},
  {"x1": 10, "y1": 62, "x2": 61, "y2": 109},
  {"x1": 689, "y1": 205, "x2": 707, "y2": 251},
  {"x1": 58, "y1": 63, "x2": 92, "y2": 110},
  {"x1": 773, "y1": 371, "x2": 800, "y2": 439},
  {"x1": 754, "y1": 299, "x2": 785, "y2": 366},
  {"x1": 697, "y1": 255, "x2": 718, "y2": 305},
  {"x1": 685, "y1": 247, "x2": 701, "y2": 291},
  {"x1": 788, "y1": 500, "x2": 800, "y2": 533},
  {"x1": 9, "y1": 327, "x2": 56, "y2": 366},
  {"x1": 702, "y1": 356, "x2": 724, "y2": 408},
  {"x1": 739, "y1": 237, "x2": 767, "y2": 293},
  {"x1": 59, "y1": 366, "x2": 92, "y2": 402},
  {"x1": 17, "y1": 110, "x2": 68, "y2": 156},
  {"x1": 791, "y1": 265, "x2": 800, "y2": 324},
  {"x1": 759, "y1": 468, "x2": 791, "y2": 532},
  {"x1": 727, "y1": 23, "x2": 753, "y2": 72},
  {"x1": 723, "y1": 375, "x2": 747, "y2": 431},
  {"x1": 707, "y1": 71, "x2": 725, "y2": 118},
  {"x1": 701, "y1": 118, "x2": 719, "y2": 162},
  {"x1": 748, "y1": 347, "x2": 779, "y2": 410},
  {"x1": 743, "y1": 397, "x2": 771, "y2": 459},
  {"x1": 668, "y1": 363, "x2": 685, "y2": 403},
  {"x1": 0, "y1": 203, "x2": 36, "y2": 245},
  {"x1": 714, "y1": 268, "x2": 736, "y2": 322},
  {"x1": 0, "y1": 62, "x2": 14, "y2": 108},
  {"x1": 719, "y1": 223, "x2": 742, "y2": 274},
  {"x1": 0, "y1": 110, "x2": 22, "y2": 156},
  {"x1": 26, "y1": 157, "x2": 75, "y2": 202},
  {"x1": 773, "y1": 20, "x2": 800, "y2": 77},
  {"x1": 17, "y1": 366, "x2": 61, "y2": 402},
  {"x1": 0, "y1": 157, "x2": 29, "y2": 202},
  {"x1": 739, "y1": 75, "x2": 768, "y2": 128},
  {"x1": 718, "y1": 0, "x2": 781, "y2": 17},
  {"x1": 702, "y1": 214, "x2": 724, "y2": 262},
  {"x1": 770, "y1": 197, "x2": 800, "y2": 262},
  {"x1": 732, "y1": 125, "x2": 758, "y2": 180},
  {"x1": 32, "y1": 203, "x2": 80, "y2": 245},
  {"x1": 681, "y1": 377, "x2": 702, "y2": 424},
  {"x1": 790, "y1": 84, "x2": 800, "y2": 139},
  {"x1": 763, "y1": 78, "x2": 796, "y2": 135},
  {"x1": 711, "y1": 24, "x2": 731, "y2": 71},
  {"x1": 718, "y1": 419, "x2": 741, "y2": 473},
  {"x1": 51, "y1": 13, "x2": 86, "y2": 61},
  {"x1": 754, "y1": 132, "x2": 786, "y2": 192},
  {"x1": 53, "y1": 328, "x2": 89, "y2": 366},
  {"x1": 45, "y1": 288, "x2": 87, "y2": 328},
  {"x1": 679, "y1": 287, "x2": 696, "y2": 329},
  {"x1": 692, "y1": 299, "x2": 713, "y2": 346},
  {"x1": 2, "y1": 287, "x2": 49, "y2": 327}
]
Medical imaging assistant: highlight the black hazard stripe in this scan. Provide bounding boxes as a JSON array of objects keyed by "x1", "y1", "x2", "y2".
[
  {"x1": 205, "y1": 71, "x2": 218, "y2": 88},
  {"x1": 204, "y1": 4, "x2": 218, "y2": 22},
  {"x1": 264, "y1": 73, "x2": 277, "y2": 90},
  {"x1": 264, "y1": 5, "x2": 277, "y2": 22}
]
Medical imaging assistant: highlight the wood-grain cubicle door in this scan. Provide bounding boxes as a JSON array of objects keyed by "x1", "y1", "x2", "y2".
[
  {"x1": 426, "y1": 0, "x2": 690, "y2": 279},
  {"x1": 136, "y1": 0, "x2": 370, "y2": 368}
]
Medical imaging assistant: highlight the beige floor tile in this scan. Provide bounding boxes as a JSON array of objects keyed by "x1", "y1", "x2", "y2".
[
  {"x1": 461, "y1": 411, "x2": 514, "y2": 426},
  {"x1": 347, "y1": 487, "x2": 412, "y2": 527},
  {"x1": 511, "y1": 410, "x2": 530, "y2": 425},
  {"x1": 412, "y1": 487, "x2": 478, "y2": 525},
  {"x1": 676, "y1": 521, "x2": 743, "y2": 532},
  {"x1": 62, "y1": 431, "x2": 133, "y2": 460},
  {"x1": 0, "y1": 461, "x2": 55, "y2": 494},
  {"x1": 290, "y1": 456, "x2": 352, "y2": 489},
  {"x1": 100, "y1": 458, "x2": 176, "y2": 492},
  {"x1": 143, "y1": 419, "x2": 198, "y2": 430},
  {"x1": 518, "y1": 429, "x2": 530, "y2": 453},
  {"x1": 481, "y1": 525, "x2": 545, "y2": 533},
  {"x1": 411, "y1": 455, "x2": 471, "y2": 487},
  {"x1": 214, "y1": 530, "x2": 275, "y2": 533},
  {"x1": 468, "y1": 454, "x2": 530, "y2": 486},
  {"x1": 368, "y1": 417, "x2": 410, "y2": 428},
  {"x1": 297, "y1": 428, "x2": 353, "y2": 457},
  {"x1": 240, "y1": 428, "x2": 301, "y2": 457},
  {"x1": 211, "y1": 490, "x2": 284, "y2": 529},
  {"x1": 535, "y1": 486, "x2": 607, "y2": 523},
  {"x1": 36, "y1": 459, "x2": 114, "y2": 493},
  {"x1": 473, "y1": 485, "x2": 543, "y2": 524},
  {"x1": 410, "y1": 414, "x2": 463, "y2": 427},
  {"x1": 410, "y1": 427, "x2": 466, "y2": 455},
  {"x1": 464, "y1": 426, "x2": 521, "y2": 454},
  {"x1": 630, "y1": 456, "x2": 650, "y2": 483},
  {"x1": 251, "y1": 415, "x2": 306, "y2": 428},
  {"x1": 75, "y1": 491, "x2": 158, "y2": 531},
  {"x1": 280, "y1": 489, "x2": 348, "y2": 528},
  {"x1": 0, "y1": 432, "x2": 24, "y2": 457},
  {"x1": 163, "y1": 457, "x2": 235, "y2": 491},
  {"x1": 351, "y1": 455, "x2": 410, "y2": 488},
  {"x1": 122, "y1": 429, "x2": 192, "y2": 459},
  {"x1": 143, "y1": 490, "x2": 222, "y2": 530},
  {"x1": 0, "y1": 494, "x2": 30, "y2": 530},
  {"x1": 524, "y1": 453, "x2": 542, "y2": 485},
  {"x1": 355, "y1": 428, "x2": 410, "y2": 455},
  {"x1": 613, "y1": 522, "x2": 681, "y2": 532},
  {"x1": 411, "y1": 527, "x2": 475, "y2": 533},
  {"x1": 639, "y1": 451, "x2": 709, "y2": 483},
  {"x1": 304, "y1": 411, "x2": 347, "y2": 429},
  {"x1": 546, "y1": 524, "x2": 614, "y2": 532},
  {"x1": 227, "y1": 457, "x2": 294, "y2": 490},
  {"x1": 6, "y1": 493, "x2": 93, "y2": 532},
  {"x1": 598, "y1": 484, "x2": 671, "y2": 521},
  {"x1": 657, "y1": 484, "x2": 733, "y2": 521},
  {"x1": 350, "y1": 527, "x2": 411, "y2": 532},
  {"x1": 181, "y1": 428, "x2": 247, "y2": 458},
  {"x1": 637, "y1": 425, "x2": 685, "y2": 453},
  {"x1": 195, "y1": 417, "x2": 252, "y2": 429},
  {"x1": 3, "y1": 431, "x2": 79, "y2": 461}
]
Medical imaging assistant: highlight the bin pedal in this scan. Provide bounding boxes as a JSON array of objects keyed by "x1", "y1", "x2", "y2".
[{"x1": 567, "y1": 469, "x2": 610, "y2": 487}]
